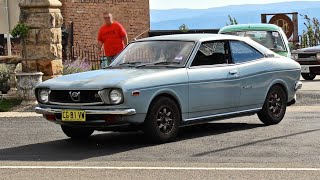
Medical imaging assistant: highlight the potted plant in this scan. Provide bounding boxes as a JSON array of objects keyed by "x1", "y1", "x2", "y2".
[{"x1": 11, "y1": 23, "x2": 43, "y2": 105}]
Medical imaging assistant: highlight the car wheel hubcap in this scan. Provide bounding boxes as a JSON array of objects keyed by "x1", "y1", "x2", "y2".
[
  {"x1": 157, "y1": 107, "x2": 174, "y2": 134},
  {"x1": 268, "y1": 92, "x2": 283, "y2": 117}
]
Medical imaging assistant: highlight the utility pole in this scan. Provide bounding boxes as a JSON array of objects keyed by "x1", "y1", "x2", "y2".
[{"x1": 4, "y1": 0, "x2": 12, "y2": 56}]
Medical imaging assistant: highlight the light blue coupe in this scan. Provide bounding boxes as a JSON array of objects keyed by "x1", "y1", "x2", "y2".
[{"x1": 35, "y1": 34, "x2": 302, "y2": 143}]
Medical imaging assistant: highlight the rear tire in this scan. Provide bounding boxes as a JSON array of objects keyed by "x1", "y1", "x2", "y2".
[
  {"x1": 301, "y1": 73, "x2": 316, "y2": 80},
  {"x1": 258, "y1": 85, "x2": 287, "y2": 125},
  {"x1": 144, "y1": 97, "x2": 180, "y2": 143},
  {"x1": 61, "y1": 126, "x2": 94, "y2": 139}
]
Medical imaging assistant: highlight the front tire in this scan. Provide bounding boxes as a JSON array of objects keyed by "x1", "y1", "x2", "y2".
[
  {"x1": 61, "y1": 126, "x2": 94, "y2": 139},
  {"x1": 301, "y1": 73, "x2": 316, "y2": 80},
  {"x1": 258, "y1": 85, "x2": 287, "y2": 125},
  {"x1": 144, "y1": 97, "x2": 180, "y2": 143}
]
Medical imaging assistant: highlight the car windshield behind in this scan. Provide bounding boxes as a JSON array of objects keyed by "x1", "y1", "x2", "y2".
[
  {"x1": 110, "y1": 41, "x2": 195, "y2": 67},
  {"x1": 224, "y1": 31, "x2": 286, "y2": 52}
]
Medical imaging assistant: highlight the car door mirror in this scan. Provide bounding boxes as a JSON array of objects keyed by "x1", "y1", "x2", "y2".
[{"x1": 265, "y1": 53, "x2": 275, "y2": 58}]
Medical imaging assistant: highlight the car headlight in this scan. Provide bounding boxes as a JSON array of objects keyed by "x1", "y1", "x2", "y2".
[
  {"x1": 38, "y1": 89, "x2": 50, "y2": 104},
  {"x1": 291, "y1": 54, "x2": 298, "y2": 60},
  {"x1": 109, "y1": 89, "x2": 123, "y2": 104},
  {"x1": 316, "y1": 53, "x2": 320, "y2": 60}
]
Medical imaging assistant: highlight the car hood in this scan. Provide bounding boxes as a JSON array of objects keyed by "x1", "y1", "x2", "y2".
[
  {"x1": 294, "y1": 45, "x2": 320, "y2": 53},
  {"x1": 275, "y1": 51, "x2": 289, "y2": 58},
  {"x1": 38, "y1": 68, "x2": 174, "y2": 90}
]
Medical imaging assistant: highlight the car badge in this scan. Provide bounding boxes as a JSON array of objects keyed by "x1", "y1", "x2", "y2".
[{"x1": 69, "y1": 91, "x2": 81, "y2": 102}]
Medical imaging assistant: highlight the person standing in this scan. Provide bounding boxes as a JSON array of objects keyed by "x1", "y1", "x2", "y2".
[{"x1": 98, "y1": 12, "x2": 128, "y2": 68}]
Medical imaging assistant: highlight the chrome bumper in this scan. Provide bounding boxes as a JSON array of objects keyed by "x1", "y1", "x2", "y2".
[
  {"x1": 35, "y1": 107, "x2": 136, "y2": 116},
  {"x1": 295, "y1": 81, "x2": 303, "y2": 90}
]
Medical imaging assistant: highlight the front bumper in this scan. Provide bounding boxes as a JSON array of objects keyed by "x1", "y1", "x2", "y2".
[
  {"x1": 35, "y1": 107, "x2": 137, "y2": 129},
  {"x1": 35, "y1": 107, "x2": 136, "y2": 116},
  {"x1": 300, "y1": 65, "x2": 320, "y2": 74}
]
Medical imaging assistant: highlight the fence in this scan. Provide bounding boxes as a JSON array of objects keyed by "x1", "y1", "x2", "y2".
[{"x1": 64, "y1": 43, "x2": 102, "y2": 70}]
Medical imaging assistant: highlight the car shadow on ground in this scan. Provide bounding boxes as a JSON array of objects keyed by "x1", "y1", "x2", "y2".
[{"x1": 0, "y1": 122, "x2": 264, "y2": 161}]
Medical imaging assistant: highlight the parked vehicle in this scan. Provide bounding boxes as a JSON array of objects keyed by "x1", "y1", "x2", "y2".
[
  {"x1": 35, "y1": 34, "x2": 302, "y2": 143},
  {"x1": 291, "y1": 45, "x2": 320, "y2": 80},
  {"x1": 219, "y1": 24, "x2": 291, "y2": 58}
]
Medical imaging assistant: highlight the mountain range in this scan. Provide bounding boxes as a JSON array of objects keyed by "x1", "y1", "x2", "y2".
[{"x1": 150, "y1": 1, "x2": 320, "y2": 33}]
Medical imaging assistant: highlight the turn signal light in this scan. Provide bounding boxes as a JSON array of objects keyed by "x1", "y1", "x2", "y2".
[
  {"x1": 103, "y1": 115, "x2": 121, "y2": 122},
  {"x1": 131, "y1": 91, "x2": 140, "y2": 96},
  {"x1": 44, "y1": 115, "x2": 56, "y2": 121}
]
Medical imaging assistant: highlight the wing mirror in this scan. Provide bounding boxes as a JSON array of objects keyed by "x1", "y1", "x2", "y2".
[{"x1": 265, "y1": 53, "x2": 275, "y2": 58}]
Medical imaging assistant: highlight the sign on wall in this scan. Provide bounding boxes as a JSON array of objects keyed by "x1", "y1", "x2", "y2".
[
  {"x1": 0, "y1": 0, "x2": 20, "y2": 34},
  {"x1": 261, "y1": 12, "x2": 299, "y2": 45},
  {"x1": 269, "y1": 14, "x2": 294, "y2": 38}
]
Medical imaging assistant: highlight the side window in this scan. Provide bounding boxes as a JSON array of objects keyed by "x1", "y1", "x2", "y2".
[
  {"x1": 191, "y1": 41, "x2": 228, "y2": 66},
  {"x1": 230, "y1": 41, "x2": 264, "y2": 64}
]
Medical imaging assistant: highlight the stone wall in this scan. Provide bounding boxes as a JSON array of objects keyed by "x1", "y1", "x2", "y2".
[
  {"x1": 19, "y1": 0, "x2": 63, "y2": 80},
  {"x1": 60, "y1": 0, "x2": 150, "y2": 49}
]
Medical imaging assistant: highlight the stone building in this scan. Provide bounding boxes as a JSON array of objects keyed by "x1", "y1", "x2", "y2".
[{"x1": 60, "y1": 0, "x2": 150, "y2": 49}]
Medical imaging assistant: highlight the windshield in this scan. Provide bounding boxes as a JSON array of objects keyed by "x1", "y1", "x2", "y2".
[
  {"x1": 110, "y1": 41, "x2": 195, "y2": 67},
  {"x1": 224, "y1": 31, "x2": 286, "y2": 52}
]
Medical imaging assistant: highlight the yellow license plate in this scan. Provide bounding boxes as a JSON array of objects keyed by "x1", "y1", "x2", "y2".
[{"x1": 62, "y1": 110, "x2": 86, "y2": 122}]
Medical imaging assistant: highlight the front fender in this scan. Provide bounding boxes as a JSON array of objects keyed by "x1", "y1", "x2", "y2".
[{"x1": 266, "y1": 79, "x2": 290, "y2": 101}]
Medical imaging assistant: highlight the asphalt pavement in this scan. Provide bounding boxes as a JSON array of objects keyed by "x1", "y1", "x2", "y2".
[{"x1": 0, "y1": 78, "x2": 319, "y2": 179}]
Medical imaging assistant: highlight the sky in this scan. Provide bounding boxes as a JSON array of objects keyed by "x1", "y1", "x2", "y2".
[{"x1": 150, "y1": 0, "x2": 320, "y2": 9}]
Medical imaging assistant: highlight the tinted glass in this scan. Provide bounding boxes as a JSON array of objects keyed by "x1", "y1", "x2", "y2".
[
  {"x1": 224, "y1": 31, "x2": 286, "y2": 52},
  {"x1": 192, "y1": 41, "x2": 228, "y2": 66},
  {"x1": 230, "y1": 41, "x2": 264, "y2": 64},
  {"x1": 110, "y1": 41, "x2": 195, "y2": 67}
]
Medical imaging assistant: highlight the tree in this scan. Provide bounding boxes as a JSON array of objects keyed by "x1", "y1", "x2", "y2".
[
  {"x1": 179, "y1": 24, "x2": 189, "y2": 33},
  {"x1": 301, "y1": 14, "x2": 320, "y2": 48},
  {"x1": 226, "y1": 15, "x2": 238, "y2": 26}
]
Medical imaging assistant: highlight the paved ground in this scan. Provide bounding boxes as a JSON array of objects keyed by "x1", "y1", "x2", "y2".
[{"x1": 0, "y1": 78, "x2": 319, "y2": 179}]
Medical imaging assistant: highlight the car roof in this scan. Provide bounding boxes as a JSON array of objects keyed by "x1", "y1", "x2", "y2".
[
  {"x1": 136, "y1": 33, "x2": 248, "y2": 42},
  {"x1": 219, "y1": 24, "x2": 280, "y2": 33}
]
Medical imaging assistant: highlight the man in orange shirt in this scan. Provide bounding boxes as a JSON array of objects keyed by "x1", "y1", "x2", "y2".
[{"x1": 98, "y1": 12, "x2": 128, "y2": 68}]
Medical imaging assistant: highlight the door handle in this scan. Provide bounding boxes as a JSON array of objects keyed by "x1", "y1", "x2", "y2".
[{"x1": 229, "y1": 70, "x2": 238, "y2": 75}]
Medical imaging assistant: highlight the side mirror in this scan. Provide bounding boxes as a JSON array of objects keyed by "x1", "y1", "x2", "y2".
[{"x1": 265, "y1": 53, "x2": 275, "y2": 58}]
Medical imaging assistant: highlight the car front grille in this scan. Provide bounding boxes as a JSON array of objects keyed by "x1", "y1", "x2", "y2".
[
  {"x1": 49, "y1": 90, "x2": 103, "y2": 105},
  {"x1": 298, "y1": 53, "x2": 316, "y2": 59}
]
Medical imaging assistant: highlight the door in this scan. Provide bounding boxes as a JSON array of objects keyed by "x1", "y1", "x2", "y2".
[
  {"x1": 187, "y1": 41, "x2": 240, "y2": 120},
  {"x1": 229, "y1": 40, "x2": 272, "y2": 111}
]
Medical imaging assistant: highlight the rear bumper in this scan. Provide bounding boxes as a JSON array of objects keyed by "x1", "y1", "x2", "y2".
[
  {"x1": 288, "y1": 82, "x2": 302, "y2": 106},
  {"x1": 295, "y1": 81, "x2": 303, "y2": 90}
]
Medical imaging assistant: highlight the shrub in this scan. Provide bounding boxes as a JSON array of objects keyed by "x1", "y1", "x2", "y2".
[
  {"x1": 301, "y1": 15, "x2": 320, "y2": 48},
  {"x1": 179, "y1": 24, "x2": 189, "y2": 33},
  {"x1": 63, "y1": 58, "x2": 92, "y2": 75},
  {"x1": 0, "y1": 64, "x2": 10, "y2": 93}
]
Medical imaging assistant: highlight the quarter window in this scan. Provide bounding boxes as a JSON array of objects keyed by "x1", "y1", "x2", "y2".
[
  {"x1": 191, "y1": 41, "x2": 228, "y2": 66},
  {"x1": 230, "y1": 41, "x2": 264, "y2": 63}
]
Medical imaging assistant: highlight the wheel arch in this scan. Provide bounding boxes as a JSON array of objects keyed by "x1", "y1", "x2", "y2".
[
  {"x1": 147, "y1": 90, "x2": 183, "y2": 118},
  {"x1": 267, "y1": 80, "x2": 289, "y2": 101}
]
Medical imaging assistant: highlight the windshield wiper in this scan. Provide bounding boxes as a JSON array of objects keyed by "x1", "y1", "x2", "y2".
[
  {"x1": 136, "y1": 61, "x2": 182, "y2": 68},
  {"x1": 119, "y1": 62, "x2": 143, "y2": 66},
  {"x1": 153, "y1": 61, "x2": 181, "y2": 65}
]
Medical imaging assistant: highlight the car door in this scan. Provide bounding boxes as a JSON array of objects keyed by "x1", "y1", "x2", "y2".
[
  {"x1": 229, "y1": 40, "x2": 273, "y2": 111},
  {"x1": 187, "y1": 41, "x2": 241, "y2": 120}
]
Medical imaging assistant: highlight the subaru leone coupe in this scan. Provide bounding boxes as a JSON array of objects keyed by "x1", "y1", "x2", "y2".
[{"x1": 35, "y1": 34, "x2": 302, "y2": 143}]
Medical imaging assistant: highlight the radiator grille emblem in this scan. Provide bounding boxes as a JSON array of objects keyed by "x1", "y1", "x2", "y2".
[{"x1": 69, "y1": 91, "x2": 81, "y2": 102}]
